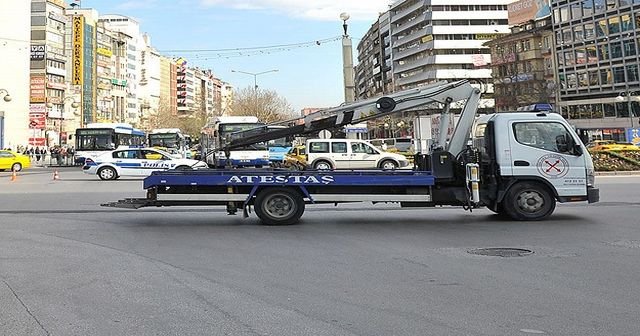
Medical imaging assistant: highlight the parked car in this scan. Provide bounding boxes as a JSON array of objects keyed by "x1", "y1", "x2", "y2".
[
  {"x1": 283, "y1": 145, "x2": 307, "y2": 170},
  {"x1": 0, "y1": 150, "x2": 31, "y2": 172},
  {"x1": 306, "y1": 139, "x2": 410, "y2": 170},
  {"x1": 587, "y1": 140, "x2": 640, "y2": 151},
  {"x1": 83, "y1": 148, "x2": 208, "y2": 180}
]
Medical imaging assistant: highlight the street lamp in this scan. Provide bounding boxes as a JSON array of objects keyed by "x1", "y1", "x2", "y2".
[
  {"x1": 47, "y1": 97, "x2": 79, "y2": 145},
  {"x1": 231, "y1": 69, "x2": 279, "y2": 90},
  {"x1": 339, "y1": 12, "x2": 355, "y2": 103},
  {"x1": 0, "y1": 89, "x2": 11, "y2": 102},
  {"x1": 616, "y1": 91, "x2": 637, "y2": 128}
]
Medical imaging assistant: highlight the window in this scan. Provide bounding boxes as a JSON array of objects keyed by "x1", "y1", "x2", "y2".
[
  {"x1": 309, "y1": 142, "x2": 329, "y2": 153},
  {"x1": 113, "y1": 150, "x2": 139, "y2": 159},
  {"x1": 623, "y1": 39, "x2": 636, "y2": 56},
  {"x1": 331, "y1": 142, "x2": 347, "y2": 153},
  {"x1": 611, "y1": 41, "x2": 623, "y2": 58},
  {"x1": 513, "y1": 122, "x2": 574, "y2": 153},
  {"x1": 351, "y1": 143, "x2": 378, "y2": 154},
  {"x1": 613, "y1": 66, "x2": 626, "y2": 83}
]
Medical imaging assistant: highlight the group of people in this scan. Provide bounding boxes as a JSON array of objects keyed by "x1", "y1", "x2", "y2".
[{"x1": 8, "y1": 145, "x2": 77, "y2": 166}]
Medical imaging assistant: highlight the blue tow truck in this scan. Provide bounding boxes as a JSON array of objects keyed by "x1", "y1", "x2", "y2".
[{"x1": 104, "y1": 80, "x2": 599, "y2": 225}]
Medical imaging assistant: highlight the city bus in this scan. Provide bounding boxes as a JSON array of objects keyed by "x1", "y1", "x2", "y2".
[
  {"x1": 74, "y1": 123, "x2": 145, "y2": 164},
  {"x1": 200, "y1": 116, "x2": 270, "y2": 168},
  {"x1": 148, "y1": 128, "x2": 191, "y2": 159}
]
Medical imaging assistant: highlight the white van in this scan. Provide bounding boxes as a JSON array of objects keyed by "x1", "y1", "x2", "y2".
[{"x1": 306, "y1": 139, "x2": 410, "y2": 170}]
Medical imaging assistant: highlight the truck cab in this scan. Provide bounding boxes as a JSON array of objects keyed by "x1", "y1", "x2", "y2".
[{"x1": 473, "y1": 112, "x2": 598, "y2": 219}]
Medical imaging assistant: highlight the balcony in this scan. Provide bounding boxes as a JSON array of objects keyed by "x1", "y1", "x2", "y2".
[
  {"x1": 391, "y1": 1, "x2": 425, "y2": 24},
  {"x1": 394, "y1": 42, "x2": 432, "y2": 60},
  {"x1": 394, "y1": 55, "x2": 436, "y2": 73},
  {"x1": 395, "y1": 69, "x2": 437, "y2": 87},
  {"x1": 393, "y1": 12, "x2": 430, "y2": 36},
  {"x1": 393, "y1": 26, "x2": 432, "y2": 49}
]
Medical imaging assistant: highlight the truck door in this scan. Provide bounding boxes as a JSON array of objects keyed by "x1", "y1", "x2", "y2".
[{"x1": 508, "y1": 121, "x2": 587, "y2": 196}]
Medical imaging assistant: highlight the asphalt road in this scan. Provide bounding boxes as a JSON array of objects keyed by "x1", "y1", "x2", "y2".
[{"x1": 0, "y1": 167, "x2": 639, "y2": 336}]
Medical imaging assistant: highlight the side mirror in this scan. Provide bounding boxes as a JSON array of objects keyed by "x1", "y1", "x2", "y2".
[{"x1": 555, "y1": 134, "x2": 569, "y2": 153}]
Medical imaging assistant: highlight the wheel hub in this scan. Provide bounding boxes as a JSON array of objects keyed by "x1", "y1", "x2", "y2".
[
  {"x1": 266, "y1": 196, "x2": 293, "y2": 218},
  {"x1": 517, "y1": 191, "x2": 544, "y2": 213}
]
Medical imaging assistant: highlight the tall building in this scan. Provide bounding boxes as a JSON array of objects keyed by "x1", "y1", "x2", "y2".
[
  {"x1": 388, "y1": 0, "x2": 512, "y2": 112},
  {"x1": 355, "y1": 11, "x2": 393, "y2": 100},
  {"x1": 175, "y1": 58, "x2": 194, "y2": 115},
  {"x1": 485, "y1": 16, "x2": 556, "y2": 112},
  {"x1": 551, "y1": 0, "x2": 640, "y2": 142},
  {"x1": 99, "y1": 15, "x2": 142, "y2": 126},
  {"x1": 220, "y1": 82, "x2": 234, "y2": 116},
  {"x1": 0, "y1": 1, "x2": 30, "y2": 149},
  {"x1": 159, "y1": 56, "x2": 177, "y2": 116},
  {"x1": 95, "y1": 19, "x2": 115, "y2": 123},
  {"x1": 31, "y1": 0, "x2": 71, "y2": 146},
  {"x1": 138, "y1": 33, "x2": 161, "y2": 131}
]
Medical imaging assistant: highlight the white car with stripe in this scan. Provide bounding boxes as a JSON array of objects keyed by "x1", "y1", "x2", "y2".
[{"x1": 82, "y1": 148, "x2": 208, "y2": 180}]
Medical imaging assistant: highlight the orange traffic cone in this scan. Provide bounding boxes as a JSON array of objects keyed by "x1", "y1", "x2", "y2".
[
  {"x1": 10, "y1": 169, "x2": 17, "y2": 182},
  {"x1": 53, "y1": 170, "x2": 60, "y2": 181}
]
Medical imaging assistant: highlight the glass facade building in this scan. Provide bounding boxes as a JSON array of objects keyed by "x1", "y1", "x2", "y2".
[{"x1": 552, "y1": 0, "x2": 640, "y2": 142}]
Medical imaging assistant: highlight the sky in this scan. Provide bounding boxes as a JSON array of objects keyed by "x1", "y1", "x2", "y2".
[{"x1": 81, "y1": 0, "x2": 393, "y2": 112}]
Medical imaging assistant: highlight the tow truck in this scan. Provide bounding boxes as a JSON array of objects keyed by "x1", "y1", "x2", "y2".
[{"x1": 103, "y1": 80, "x2": 599, "y2": 225}]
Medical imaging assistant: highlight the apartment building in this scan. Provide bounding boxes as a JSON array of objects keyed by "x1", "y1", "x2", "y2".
[
  {"x1": 354, "y1": 11, "x2": 392, "y2": 100},
  {"x1": 220, "y1": 82, "x2": 234, "y2": 116},
  {"x1": 486, "y1": 16, "x2": 556, "y2": 112},
  {"x1": 552, "y1": 0, "x2": 640, "y2": 142},
  {"x1": 95, "y1": 20, "x2": 115, "y2": 123},
  {"x1": 389, "y1": 0, "x2": 512, "y2": 112},
  {"x1": 159, "y1": 56, "x2": 177, "y2": 116}
]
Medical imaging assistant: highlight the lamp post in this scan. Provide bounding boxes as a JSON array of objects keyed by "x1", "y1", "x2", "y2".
[
  {"x1": 340, "y1": 12, "x2": 356, "y2": 103},
  {"x1": 616, "y1": 91, "x2": 637, "y2": 128},
  {"x1": 47, "y1": 97, "x2": 79, "y2": 145},
  {"x1": 0, "y1": 89, "x2": 11, "y2": 102},
  {"x1": 231, "y1": 69, "x2": 279, "y2": 90}
]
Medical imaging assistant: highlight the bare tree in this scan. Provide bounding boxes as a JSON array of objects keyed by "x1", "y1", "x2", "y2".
[
  {"x1": 230, "y1": 86, "x2": 296, "y2": 123},
  {"x1": 147, "y1": 96, "x2": 207, "y2": 138}
]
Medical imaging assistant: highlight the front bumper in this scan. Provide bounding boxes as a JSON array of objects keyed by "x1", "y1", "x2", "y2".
[{"x1": 587, "y1": 187, "x2": 600, "y2": 203}]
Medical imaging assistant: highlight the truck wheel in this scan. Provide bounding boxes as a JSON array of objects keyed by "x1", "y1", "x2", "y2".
[
  {"x1": 313, "y1": 160, "x2": 332, "y2": 170},
  {"x1": 98, "y1": 167, "x2": 118, "y2": 180},
  {"x1": 254, "y1": 188, "x2": 305, "y2": 225},
  {"x1": 380, "y1": 160, "x2": 398, "y2": 170},
  {"x1": 503, "y1": 182, "x2": 555, "y2": 221}
]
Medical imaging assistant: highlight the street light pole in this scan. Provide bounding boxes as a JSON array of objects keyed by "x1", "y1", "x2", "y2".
[
  {"x1": 231, "y1": 69, "x2": 279, "y2": 90},
  {"x1": 617, "y1": 90, "x2": 636, "y2": 129},
  {"x1": 340, "y1": 12, "x2": 355, "y2": 103},
  {"x1": 0, "y1": 89, "x2": 12, "y2": 102}
]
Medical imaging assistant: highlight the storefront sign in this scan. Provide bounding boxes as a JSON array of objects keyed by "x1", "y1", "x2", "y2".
[
  {"x1": 28, "y1": 137, "x2": 46, "y2": 146},
  {"x1": 627, "y1": 128, "x2": 640, "y2": 145},
  {"x1": 47, "y1": 96, "x2": 62, "y2": 104},
  {"x1": 48, "y1": 10, "x2": 69, "y2": 23},
  {"x1": 46, "y1": 81, "x2": 67, "y2": 90},
  {"x1": 30, "y1": 75, "x2": 46, "y2": 103},
  {"x1": 30, "y1": 45, "x2": 46, "y2": 60},
  {"x1": 29, "y1": 112, "x2": 46, "y2": 130},
  {"x1": 97, "y1": 47, "x2": 113, "y2": 57},
  {"x1": 72, "y1": 16, "x2": 84, "y2": 85},
  {"x1": 30, "y1": 104, "x2": 47, "y2": 113}
]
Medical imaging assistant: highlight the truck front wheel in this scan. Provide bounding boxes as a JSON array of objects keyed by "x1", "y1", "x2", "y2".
[
  {"x1": 503, "y1": 182, "x2": 555, "y2": 221},
  {"x1": 254, "y1": 188, "x2": 305, "y2": 225}
]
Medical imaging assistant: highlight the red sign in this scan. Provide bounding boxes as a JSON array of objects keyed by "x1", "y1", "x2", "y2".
[
  {"x1": 29, "y1": 112, "x2": 46, "y2": 129},
  {"x1": 30, "y1": 75, "x2": 46, "y2": 103},
  {"x1": 29, "y1": 137, "x2": 46, "y2": 146}
]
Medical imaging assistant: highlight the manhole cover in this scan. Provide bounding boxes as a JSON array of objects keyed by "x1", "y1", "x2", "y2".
[{"x1": 467, "y1": 248, "x2": 533, "y2": 257}]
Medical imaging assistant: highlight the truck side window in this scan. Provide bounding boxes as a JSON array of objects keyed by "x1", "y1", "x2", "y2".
[
  {"x1": 332, "y1": 142, "x2": 347, "y2": 153},
  {"x1": 513, "y1": 122, "x2": 573, "y2": 153}
]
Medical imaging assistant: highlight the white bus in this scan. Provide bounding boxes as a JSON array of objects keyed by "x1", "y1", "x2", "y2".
[
  {"x1": 74, "y1": 123, "x2": 145, "y2": 164},
  {"x1": 200, "y1": 116, "x2": 270, "y2": 168},
  {"x1": 148, "y1": 128, "x2": 191, "y2": 159}
]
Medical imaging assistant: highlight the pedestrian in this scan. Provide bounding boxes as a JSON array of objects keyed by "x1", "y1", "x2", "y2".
[
  {"x1": 35, "y1": 147, "x2": 41, "y2": 162},
  {"x1": 41, "y1": 147, "x2": 47, "y2": 165}
]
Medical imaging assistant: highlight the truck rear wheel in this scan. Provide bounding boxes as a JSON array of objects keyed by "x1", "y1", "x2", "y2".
[
  {"x1": 503, "y1": 182, "x2": 555, "y2": 221},
  {"x1": 254, "y1": 188, "x2": 305, "y2": 225}
]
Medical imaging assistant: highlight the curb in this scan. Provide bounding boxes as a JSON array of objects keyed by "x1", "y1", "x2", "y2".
[{"x1": 595, "y1": 171, "x2": 640, "y2": 176}]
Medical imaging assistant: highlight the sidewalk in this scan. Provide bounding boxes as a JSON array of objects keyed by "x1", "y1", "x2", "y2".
[{"x1": 595, "y1": 171, "x2": 640, "y2": 176}]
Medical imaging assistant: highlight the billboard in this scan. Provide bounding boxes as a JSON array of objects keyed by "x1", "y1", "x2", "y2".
[
  {"x1": 508, "y1": 0, "x2": 551, "y2": 26},
  {"x1": 30, "y1": 45, "x2": 46, "y2": 61},
  {"x1": 30, "y1": 75, "x2": 46, "y2": 103},
  {"x1": 72, "y1": 15, "x2": 84, "y2": 85},
  {"x1": 627, "y1": 128, "x2": 640, "y2": 145}
]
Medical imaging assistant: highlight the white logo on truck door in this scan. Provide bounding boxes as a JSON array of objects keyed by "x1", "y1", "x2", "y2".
[{"x1": 536, "y1": 154, "x2": 569, "y2": 178}]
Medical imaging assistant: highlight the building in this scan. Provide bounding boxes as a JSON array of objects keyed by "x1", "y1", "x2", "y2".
[
  {"x1": 388, "y1": 0, "x2": 512, "y2": 112},
  {"x1": 159, "y1": 56, "x2": 177, "y2": 116},
  {"x1": 0, "y1": 1, "x2": 30, "y2": 149},
  {"x1": 95, "y1": 19, "x2": 115, "y2": 123},
  {"x1": 485, "y1": 16, "x2": 556, "y2": 112},
  {"x1": 355, "y1": 11, "x2": 392, "y2": 100},
  {"x1": 175, "y1": 58, "x2": 194, "y2": 116},
  {"x1": 31, "y1": 0, "x2": 72, "y2": 146},
  {"x1": 551, "y1": 0, "x2": 640, "y2": 142},
  {"x1": 220, "y1": 82, "x2": 234, "y2": 116},
  {"x1": 138, "y1": 33, "x2": 161, "y2": 131}
]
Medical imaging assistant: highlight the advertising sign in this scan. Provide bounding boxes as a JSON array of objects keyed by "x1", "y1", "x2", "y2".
[
  {"x1": 30, "y1": 75, "x2": 46, "y2": 103},
  {"x1": 627, "y1": 128, "x2": 640, "y2": 145},
  {"x1": 72, "y1": 15, "x2": 84, "y2": 85},
  {"x1": 29, "y1": 137, "x2": 46, "y2": 146},
  {"x1": 30, "y1": 45, "x2": 46, "y2": 60},
  {"x1": 29, "y1": 112, "x2": 46, "y2": 130},
  {"x1": 508, "y1": 0, "x2": 551, "y2": 25},
  {"x1": 29, "y1": 104, "x2": 46, "y2": 113}
]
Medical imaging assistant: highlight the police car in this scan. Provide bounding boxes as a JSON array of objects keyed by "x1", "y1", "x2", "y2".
[{"x1": 83, "y1": 148, "x2": 208, "y2": 180}]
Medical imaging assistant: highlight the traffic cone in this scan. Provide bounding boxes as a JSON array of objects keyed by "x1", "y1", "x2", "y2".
[
  {"x1": 53, "y1": 170, "x2": 60, "y2": 181},
  {"x1": 10, "y1": 169, "x2": 17, "y2": 182}
]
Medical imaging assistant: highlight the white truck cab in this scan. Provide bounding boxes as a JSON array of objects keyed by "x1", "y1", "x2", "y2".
[{"x1": 472, "y1": 111, "x2": 598, "y2": 220}]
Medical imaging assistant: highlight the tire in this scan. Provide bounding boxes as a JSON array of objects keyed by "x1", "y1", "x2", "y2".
[
  {"x1": 379, "y1": 160, "x2": 398, "y2": 170},
  {"x1": 11, "y1": 163, "x2": 22, "y2": 172},
  {"x1": 98, "y1": 166, "x2": 118, "y2": 180},
  {"x1": 254, "y1": 188, "x2": 305, "y2": 225},
  {"x1": 175, "y1": 165, "x2": 193, "y2": 171},
  {"x1": 313, "y1": 160, "x2": 332, "y2": 170},
  {"x1": 502, "y1": 182, "x2": 556, "y2": 221}
]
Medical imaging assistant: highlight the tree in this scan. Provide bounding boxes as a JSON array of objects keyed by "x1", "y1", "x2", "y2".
[
  {"x1": 229, "y1": 86, "x2": 296, "y2": 123},
  {"x1": 147, "y1": 97, "x2": 208, "y2": 138}
]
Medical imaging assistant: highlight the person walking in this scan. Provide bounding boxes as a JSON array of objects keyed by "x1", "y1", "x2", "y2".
[{"x1": 35, "y1": 147, "x2": 41, "y2": 163}]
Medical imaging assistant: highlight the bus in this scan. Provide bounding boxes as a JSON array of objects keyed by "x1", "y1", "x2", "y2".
[
  {"x1": 74, "y1": 123, "x2": 145, "y2": 164},
  {"x1": 266, "y1": 125, "x2": 294, "y2": 167},
  {"x1": 148, "y1": 128, "x2": 191, "y2": 159},
  {"x1": 200, "y1": 116, "x2": 270, "y2": 168}
]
